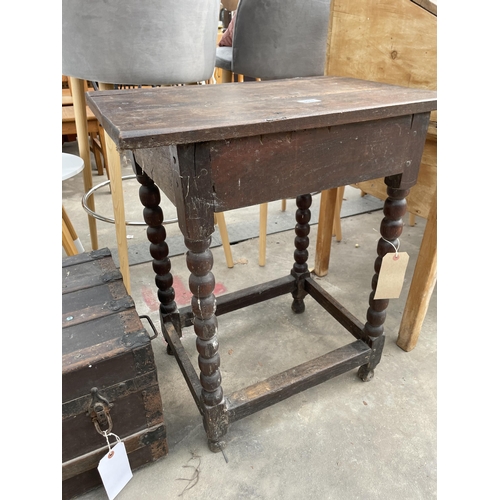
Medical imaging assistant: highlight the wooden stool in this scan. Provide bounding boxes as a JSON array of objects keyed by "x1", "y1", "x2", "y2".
[{"x1": 62, "y1": 153, "x2": 85, "y2": 255}]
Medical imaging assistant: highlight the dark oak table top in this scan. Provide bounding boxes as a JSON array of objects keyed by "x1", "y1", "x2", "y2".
[{"x1": 86, "y1": 76, "x2": 437, "y2": 151}]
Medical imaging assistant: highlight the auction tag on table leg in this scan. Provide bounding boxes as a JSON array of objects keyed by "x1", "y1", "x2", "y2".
[
  {"x1": 98, "y1": 440, "x2": 133, "y2": 500},
  {"x1": 374, "y1": 252, "x2": 410, "y2": 299}
]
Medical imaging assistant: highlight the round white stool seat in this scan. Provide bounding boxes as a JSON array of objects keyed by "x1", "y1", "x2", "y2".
[
  {"x1": 62, "y1": 152, "x2": 85, "y2": 254},
  {"x1": 62, "y1": 152, "x2": 84, "y2": 181}
]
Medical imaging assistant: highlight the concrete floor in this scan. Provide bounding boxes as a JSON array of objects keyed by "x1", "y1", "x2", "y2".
[{"x1": 62, "y1": 141, "x2": 437, "y2": 499}]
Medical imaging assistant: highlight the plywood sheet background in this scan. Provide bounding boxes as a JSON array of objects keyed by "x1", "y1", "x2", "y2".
[
  {"x1": 326, "y1": 0, "x2": 437, "y2": 215},
  {"x1": 326, "y1": 0, "x2": 436, "y2": 122}
]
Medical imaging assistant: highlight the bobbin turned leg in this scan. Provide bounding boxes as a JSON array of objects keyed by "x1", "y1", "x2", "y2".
[
  {"x1": 291, "y1": 194, "x2": 312, "y2": 314},
  {"x1": 358, "y1": 185, "x2": 409, "y2": 382},
  {"x1": 185, "y1": 237, "x2": 228, "y2": 452},
  {"x1": 134, "y1": 159, "x2": 180, "y2": 353}
]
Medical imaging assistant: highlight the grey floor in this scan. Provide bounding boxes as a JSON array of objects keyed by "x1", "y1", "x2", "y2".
[{"x1": 62, "y1": 141, "x2": 437, "y2": 499}]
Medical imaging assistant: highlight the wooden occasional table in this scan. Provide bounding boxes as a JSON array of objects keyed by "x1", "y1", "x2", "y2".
[{"x1": 87, "y1": 76, "x2": 437, "y2": 452}]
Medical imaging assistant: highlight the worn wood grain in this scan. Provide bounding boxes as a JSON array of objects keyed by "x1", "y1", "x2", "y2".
[
  {"x1": 354, "y1": 127, "x2": 436, "y2": 218},
  {"x1": 178, "y1": 275, "x2": 296, "y2": 327},
  {"x1": 226, "y1": 340, "x2": 371, "y2": 423},
  {"x1": 326, "y1": 1, "x2": 437, "y2": 97},
  {"x1": 397, "y1": 194, "x2": 437, "y2": 351},
  {"x1": 62, "y1": 423, "x2": 167, "y2": 481},
  {"x1": 86, "y1": 76, "x2": 437, "y2": 150},
  {"x1": 62, "y1": 250, "x2": 167, "y2": 497},
  {"x1": 209, "y1": 114, "x2": 424, "y2": 210},
  {"x1": 62, "y1": 255, "x2": 122, "y2": 294},
  {"x1": 304, "y1": 277, "x2": 365, "y2": 339}
]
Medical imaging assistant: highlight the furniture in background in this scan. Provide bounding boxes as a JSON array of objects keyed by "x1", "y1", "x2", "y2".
[
  {"x1": 316, "y1": 0, "x2": 437, "y2": 351},
  {"x1": 62, "y1": 76, "x2": 108, "y2": 178},
  {"x1": 87, "y1": 75, "x2": 436, "y2": 452},
  {"x1": 62, "y1": 0, "x2": 223, "y2": 293},
  {"x1": 62, "y1": 153, "x2": 85, "y2": 256},
  {"x1": 221, "y1": 0, "x2": 239, "y2": 12},
  {"x1": 220, "y1": 0, "x2": 239, "y2": 30},
  {"x1": 214, "y1": 0, "x2": 331, "y2": 266}
]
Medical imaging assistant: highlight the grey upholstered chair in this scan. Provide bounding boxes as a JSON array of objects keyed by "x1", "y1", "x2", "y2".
[
  {"x1": 215, "y1": 0, "x2": 331, "y2": 265},
  {"x1": 216, "y1": 0, "x2": 330, "y2": 80},
  {"x1": 62, "y1": 0, "x2": 231, "y2": 291},
  {"x1": 63, "y1": 0, "x2": 219, "y2": 86}
]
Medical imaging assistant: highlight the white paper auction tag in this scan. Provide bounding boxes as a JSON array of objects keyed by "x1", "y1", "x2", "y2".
[
  {"x1": 374, "y1": 251, "x2": 410, "y2": 299},
  {"x1": 98, "y1": 440, "x2": 133, "y2": 500}
]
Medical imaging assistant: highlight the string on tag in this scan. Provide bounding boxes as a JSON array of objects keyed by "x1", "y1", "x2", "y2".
[
  {"x1": 373, "y1": 229, "x2": 400, "y2": 259},
  {"x1": 103, "y1": 431, "x2": 122, "y2": 458}
]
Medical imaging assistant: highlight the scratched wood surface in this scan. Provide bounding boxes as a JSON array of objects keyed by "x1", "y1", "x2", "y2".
[
  {"x1": 62, "y1": 249, "x2": 167, "y2": 499},
  {"x1": 86, "y1": 76, "x2": 437, "y2": 150},
  {"x1": 326, "y1": 0, "x2": 436, "y2": 121}
]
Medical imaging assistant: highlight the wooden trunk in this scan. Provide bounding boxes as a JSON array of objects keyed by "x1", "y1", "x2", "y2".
[{"x1": 62, "y1": 248, "x2": 167, "y2": 500}]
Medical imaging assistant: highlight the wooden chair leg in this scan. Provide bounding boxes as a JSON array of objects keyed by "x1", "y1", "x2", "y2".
[
  {"x1": 62, "y1": 206, "x2": 85, "y2": 253},
  {"x1": 397, "y1": 195, "x2": 437, "y2": 352},
  {"x1": 331, "y1": 186, "x2": 345, "y2": 241},
  {"x1": 70, "y1": 76, "x2": 99, "y2": 251},
  {"x1": 99, "y1": 83, "x2": 131, "y2": 293},
  {"x1": 90, "y1": 132, "x2": 104, "y2": 175},
  {"x1": 409, "y1": 213, "x2": 416, "y2": 226},
  {"x1": 62, "y1": 217, "x2": 78, "y2": 256},
  {"x1": 313, "y1": 188, "x2": 339, "y2": 277},
  {"x1": 214, "y1": 213, "x2": 234, "y2": 268},
  {"x1": 281, "y1": 199, "x2": 286, "y2": 211},
  {"x1": 98, "y1": 124, "x2": 109, "y2": 179},
  {"x1": 221, "y1": 69, "x2": 233, "y2": 83},
  {"x1": 258, "y1": 202, "x2": 268, "y2": 266}
]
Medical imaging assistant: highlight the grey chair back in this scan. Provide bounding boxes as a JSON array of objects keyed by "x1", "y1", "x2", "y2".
[
  {"x1": 62, "y1": 0, "x2": 220, "y2": 85},
  {"x1": 229, "y1": 0, "x2": 331, "y2": 80}
]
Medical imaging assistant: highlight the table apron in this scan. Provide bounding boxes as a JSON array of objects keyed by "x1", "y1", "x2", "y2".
[
  {"x1": 133, "y1": 112, "x2": 430, "y2": 239},
  {"x1": 208, "y1": 113, "x2": 428, "y2": 211}
]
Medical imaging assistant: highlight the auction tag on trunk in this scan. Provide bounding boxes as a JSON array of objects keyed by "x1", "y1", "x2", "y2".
[
  {"x1": 98, "y1": 441, "x2": 133, "y2": 500},
  {"x1": 374, "y1": 252, "x2": 410, "y2": 299}
]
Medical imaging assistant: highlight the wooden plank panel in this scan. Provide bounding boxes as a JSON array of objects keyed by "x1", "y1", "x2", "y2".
[
  {"x1": 62, "y1": 423, "x2": 167, "y2": 481},
  {"x1": 208, "y1": 114, "x2": 423, "y2": 211},
  {"x1": 226, "y1": 340, "x2": 371, "y2": 423},
  {"x1": 178, "y1": 275, "x2": 296, "y2": 327},
  {"x1": 326, "y1": 0, "x2": 437, "y2": 121},
  {"x1": 353, "y1": 131, "x2": 436, "y2": 218},
  {"x1": 86, "y1": 76, "x2": 437, "y2": 150},
  {"x1": 304, "y1": 277, "x2": 365, "y2": 339},
  {"x1": 62, "y1": 105, "x2": 100, "y2": 134}
]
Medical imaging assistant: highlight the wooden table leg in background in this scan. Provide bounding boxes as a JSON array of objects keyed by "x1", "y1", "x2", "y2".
[
  {"x1": 259, "y1": 202, "x2": 268, "y2": 266},
  {"x1": 397, "y1": 195, "x2": 437, "y2": 352},
  {"x1": 215, "y1": 213, "x2": 234, "y2": 268},
  {"x1": 62, "y1": 207, "x2": 78, "y2": 256},
  {"x1": 332, "y1": 186, "x2": 345, "y2": 241},
  {"x1": 313, "y1": 187, "x2": 341, "y2": 277},
  {"x1": 221, "y1": 69, "x2": 233, "y2": 83},
  {"x1": 98, "y1": 83, "x2": 131, "y2": 293},
  {"x1": 69, "y1": 77, "x2": 99, "y2": 251}
]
